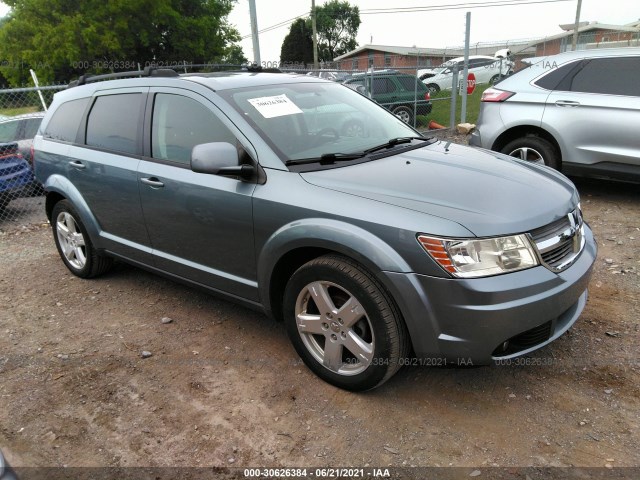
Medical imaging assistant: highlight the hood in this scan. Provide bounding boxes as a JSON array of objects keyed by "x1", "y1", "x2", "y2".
[{"x1": 300, "y1": 142, "x2": 579, "y2": 237}]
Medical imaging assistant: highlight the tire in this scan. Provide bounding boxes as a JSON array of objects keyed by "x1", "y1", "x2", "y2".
[
  {"x1": 392, "y1": 106, "x2": 413, "y2": 125},
  {"x1": 489, "y1": 74, "x2": 500, "y2": 85},
  {"x1": 283, "y1": 254, "x2": 409, "y2": 391},
  {"x1": 500, "y1": 135, "x2": 560, "y2": 170},
  {"x1": 51, "y1": 200, "x2": 113, "y2": 278},
  {"x1": 426, "y1": 83, "x2": 440, "y2": 94}
]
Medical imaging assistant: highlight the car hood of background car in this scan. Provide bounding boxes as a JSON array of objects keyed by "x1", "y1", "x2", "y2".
[{"x1": 300, "y1": 141, "x2": 579, "y2": 237}]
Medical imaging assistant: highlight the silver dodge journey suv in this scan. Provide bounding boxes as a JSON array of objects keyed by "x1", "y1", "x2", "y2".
[{"x1": 34, "y1": 67, "x2": 596, "y2": 390}]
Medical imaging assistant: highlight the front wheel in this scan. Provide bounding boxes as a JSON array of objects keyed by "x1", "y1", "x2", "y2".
[
  {"x1": 500, "y1": 135, "x2": 560, "y2": 170},
  {"x1": 283, "y1": 255, "x2": 408, "y2": 391},
  {"x1": 51, "y1": 200, "x2": 113, "y2": 278}
]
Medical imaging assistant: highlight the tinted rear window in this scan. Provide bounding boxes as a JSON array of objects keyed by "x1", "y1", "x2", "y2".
[
  {"x1": 396, "y1": 76, "x2": 425, "y2": 91},
  {"x1": 86, "y1": 94, "x2": 142, "y2": 154},
  {"x1": 534, "y1": 60, "x2": 582, "y2": 90},
  {"x1": 570, "y1": 57, "x2": 640, "y2": 96},
  {"x1": 44, "y1": 98, "x2": 90, "y2": 143}
]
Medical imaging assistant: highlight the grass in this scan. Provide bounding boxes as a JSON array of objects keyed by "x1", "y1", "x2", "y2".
[
  {"x1": 0, "y1": 105, "x2": 41, "y2": 116},
  {"x1": 417, "y1": 84, "x2": 490, "y2": 129}
]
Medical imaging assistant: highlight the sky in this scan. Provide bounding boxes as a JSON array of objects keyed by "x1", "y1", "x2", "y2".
[
  {"x1": 0, "y1": 0, "x2": 637, "y2": 63},
  {"x1": 228, "y1": 0, "x2": 638, "y2": 62}
]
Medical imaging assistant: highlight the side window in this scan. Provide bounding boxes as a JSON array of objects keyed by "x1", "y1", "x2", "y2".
[
  {"x1": 0, "y1": 120, "x2": 19, "y2": 142},
  {"x1": 569, "y1": 57, "x2": 640, "y2": 96},
  {"x1": 151, "y1": 94, "x2": 236, "y2": 165},
  {"x1": 22, "y1": 118, "x2": 42, "y2": 139},
  {"x1": 396, "y1": 76, "x2": 421, "y2": 91},
  {"x1": 534, "y1": 60, "x2": 582, "y2": 91},
  {"x1": 43, "y1": 97, "x2": 90, "y2": 143},
  {"x1": 371, "y1": 78, "x2": 395, "y2": 94},
  {"x1": 86, "y1": 94, "x2": 142, "y2": 154}
]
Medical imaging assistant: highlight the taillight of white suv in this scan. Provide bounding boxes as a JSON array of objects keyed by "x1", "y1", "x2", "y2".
[{"x1": 481, "y1": 88, "x2": 515, "y2": 102}]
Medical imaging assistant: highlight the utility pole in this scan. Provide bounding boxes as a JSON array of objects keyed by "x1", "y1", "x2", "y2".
[
  {"x1": 312, "y1": 0, "x2": 319, "y2": 70},
  {"x1": 460, "y1": 11, "x2": 471, "y2": 124},
  {"x1": 571, "y1": 0, "x2": 583, "y2": 51},
  {"x1": 249, "y1": 0, "x2": 261, "y2": 65}
]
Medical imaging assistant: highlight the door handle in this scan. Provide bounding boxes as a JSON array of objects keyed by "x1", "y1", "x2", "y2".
[
  {"x1": 69, "y1": 161, "x2": 86, "y2": 169},
  {"x1": 140, "y1": 177, "x2": 164, "y2": 188},
  {"x1": 555, "y1": 100, "x2": 580, "y2": 107}
]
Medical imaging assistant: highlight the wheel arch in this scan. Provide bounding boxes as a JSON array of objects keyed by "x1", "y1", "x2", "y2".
[
  {"x1": 259, "y1": 219, "x2": 412, "y2": 324},
  {"x1": 42, "y1": 174, "x2": 102, "y2": 243},
  {"x1": 491, "y1": 126, "x2": 563, "y2": 168}
]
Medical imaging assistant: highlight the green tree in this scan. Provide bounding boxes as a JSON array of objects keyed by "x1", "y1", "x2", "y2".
[
  {"x1": 315, "y1": 0, "x2": 360, "y2": 62},
  {"x1": 280, "y1": 18, "x2": 314, "y2": 67},
  {"x1": 0, "y1": 0, "x2": 244, "y2": 85}
]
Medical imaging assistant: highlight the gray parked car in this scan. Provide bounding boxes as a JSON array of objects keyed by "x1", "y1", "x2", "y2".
[
  {"x1": 470, "y1": 48, "x2": 640, "y2": 182},
  {"x1": 34, "y1": 68, "x2": 596, "y2": 391}
]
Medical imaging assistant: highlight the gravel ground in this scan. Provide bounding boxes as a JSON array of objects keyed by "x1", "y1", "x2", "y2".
[{"x1": 0, "y1": 138, "x2": 639, "y2": 478}]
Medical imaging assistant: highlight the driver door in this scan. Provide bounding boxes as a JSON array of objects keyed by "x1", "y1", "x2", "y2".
[{"x1": 137, "y1": 89, "x2": 258, "y2": 301}]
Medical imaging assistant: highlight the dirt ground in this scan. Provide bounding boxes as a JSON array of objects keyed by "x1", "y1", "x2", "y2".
[{"x1": 0, "y1": 165, "x2": 639, "y2": 478}]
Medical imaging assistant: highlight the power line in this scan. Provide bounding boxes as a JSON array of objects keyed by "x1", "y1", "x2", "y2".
[
  {"x1": 240, "y1": 0, "x2": 573, "y2": 39},
  {"x1": 241, "y1": 12, "x2": 308, "y2": 39},
  {"x1": 361, "y1": 0, "x2": 573, "y2": 14}
]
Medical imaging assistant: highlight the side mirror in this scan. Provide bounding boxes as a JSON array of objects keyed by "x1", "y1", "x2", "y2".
[{"x1": 191, "y1": 142, "x2": 254, "y2": 180}]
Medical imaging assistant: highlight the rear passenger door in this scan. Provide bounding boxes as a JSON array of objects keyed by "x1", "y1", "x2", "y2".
[
  {"x1": 66, "y1": 88, "x2": 153, "y2": 264},
  {"x1": 543, "y1": 56, "x2": 640, "y2": 170},
  {"x1": 137, "y1": 88, "x2": 258, "y2": 300}
]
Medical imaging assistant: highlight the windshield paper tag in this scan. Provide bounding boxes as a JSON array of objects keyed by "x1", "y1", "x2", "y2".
[{"x1": 247, "y1": 94, "x2": 303, "y2": 118}]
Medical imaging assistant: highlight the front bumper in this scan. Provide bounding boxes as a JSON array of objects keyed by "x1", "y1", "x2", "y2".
[
  {"x1": 382, "y1": 224, "x2": 597, "y2": 364},
  {"x1": 468, "y1": 129, "x2": 482, "y2": 147}
]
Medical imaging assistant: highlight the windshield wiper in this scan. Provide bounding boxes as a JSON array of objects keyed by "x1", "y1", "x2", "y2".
[
  {"x1": 285, "y1": 137, "x2": 430, "y2": 167},
  {"x1": 286, "y1": 152, "x2": 366, "y2": 166},
  {"x1": 363, "y1": 136, "x2": 430, "y2": 155}
]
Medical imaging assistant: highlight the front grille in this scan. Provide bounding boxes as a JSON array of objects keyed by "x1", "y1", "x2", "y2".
[
  {"x1": 492, "y1": 321, "x2": 553, "y2": 357},
  {"x1": 529, "y1": 209, "x2": 584, "y2": 272},
  {"x1": 542, "y1": 239, "x2": 574, "y2": 267}
]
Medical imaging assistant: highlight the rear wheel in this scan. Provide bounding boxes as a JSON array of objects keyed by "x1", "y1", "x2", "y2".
[
  {"x1": 51, "y1": 200, "x2": 113, "y2": 278},
  {"x1": 392, "y1": 106, "x2": 413, "y2": 125},
  {"x1": 283, "y1": 255, "x2": 408, "y2": 391},
  {"x1": 501, "y1": 135, "x2": 560, "y2": 170},
  {"x1": 426, "y1": 83, "x2": 440, "y2": 94}
]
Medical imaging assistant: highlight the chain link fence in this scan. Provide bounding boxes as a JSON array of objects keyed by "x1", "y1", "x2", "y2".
[{"x1": 0, "y1": 85, "x2": 66, "y2": 226}]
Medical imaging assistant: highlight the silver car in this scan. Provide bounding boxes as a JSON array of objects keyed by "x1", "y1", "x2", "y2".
[{"x1": 470, "y1": 48, "x2": 640, "y2": 182}]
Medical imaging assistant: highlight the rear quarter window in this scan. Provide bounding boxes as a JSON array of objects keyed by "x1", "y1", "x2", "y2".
[
  {"x1": 43, "y1": 98, "x2": 90, "y2": 143},
  {"x1": 396, "y1": 76, "x2": 425, "y2": 92},
  {"x1": 533, "y1": 60, "x2": 583, "y2": 90},
  {"x1": 86, "y1": 94, "x2": 142, "y2": 154}
]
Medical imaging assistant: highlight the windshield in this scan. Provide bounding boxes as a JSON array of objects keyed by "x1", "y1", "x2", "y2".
[{"x1": 220, "y1": 82, "x2": 420, "y2": 163}]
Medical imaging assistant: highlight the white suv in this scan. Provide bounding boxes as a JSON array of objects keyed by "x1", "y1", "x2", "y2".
[{"x1": 418, "y1": 55, "x2": 513, "y2": 93}]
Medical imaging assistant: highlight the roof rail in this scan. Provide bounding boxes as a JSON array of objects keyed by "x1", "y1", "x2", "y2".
[
  {"x1": 68, "y1": 66, "x2": 179, "y2": 88},
  {"x1": 241, "y1": 64, "x2": 282, "y2": 73}
]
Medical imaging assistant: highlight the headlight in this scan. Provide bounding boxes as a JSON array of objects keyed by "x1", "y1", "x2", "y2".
[{"x1": 417, "y1": 233, "x2": 539, "y2": 278}]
